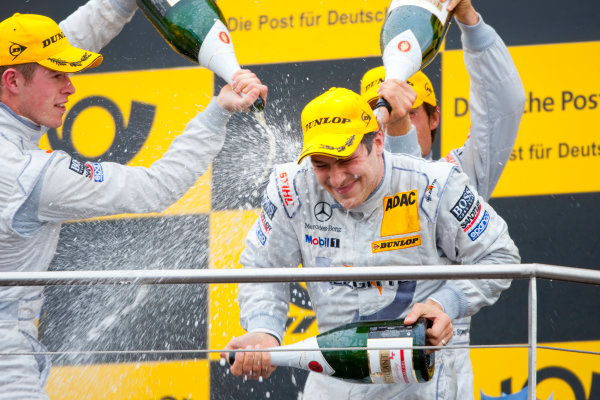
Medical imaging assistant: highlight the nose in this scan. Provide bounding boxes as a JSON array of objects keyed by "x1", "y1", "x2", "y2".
[
  {"x1": 63, "y1": 75, "x2": 75, "y2": 95},
  {"x1": 328, "y1": 163, "x2": 347, "y2": 188}
]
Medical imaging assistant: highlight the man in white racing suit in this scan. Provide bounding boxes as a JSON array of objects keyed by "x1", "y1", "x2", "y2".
[
  {"x1": 225, "y1": 86, "x2": 520, "y2": 399},
  {"x1": 362, "y1": 0, "x2": 525, "y2": 200},
  {"x1": 0, "y1": 9, "x2": 267, "y2": 399},
  {"x1": 360, "y1": 1, "x2": 526, "y2": 397}
]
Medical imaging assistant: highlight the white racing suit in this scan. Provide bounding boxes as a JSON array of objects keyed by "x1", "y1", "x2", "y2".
[
  {"x1": 0, "y1": 1, "x2": 140, "y2": 396},
  {"x1": 0, "y1": 67, "x2": 232, "y2": 400},
  {"x1": 383, "y1": 15, "x2": 526, "y2": 399},
  {"x1": 238, "y1": 152, "x2": 520, "y2": 399}
]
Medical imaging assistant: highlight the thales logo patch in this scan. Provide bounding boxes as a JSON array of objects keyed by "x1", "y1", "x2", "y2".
[
  {"x1": 372, "y1": 235, "x2": 421, "y2": 253},
  {"x1": 381, "y1": 190, "x2": 420, "y2": 237}
]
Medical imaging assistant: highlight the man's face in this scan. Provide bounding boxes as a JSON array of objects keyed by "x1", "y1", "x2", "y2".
[
  {"x1": 16, "y1": 65, "x2": 75, "y2": 128},
  {"x1": 409, "y1": 105, "x2": 439, "y2": 157},
  {"x1": 310, "y1": 132, "x2": 385, "y2": 210}
]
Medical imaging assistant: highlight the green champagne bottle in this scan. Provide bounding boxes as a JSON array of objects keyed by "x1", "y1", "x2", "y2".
[
  {"x1": 229, "y1": 318, "x2": 434, "y2": 384},
  {"x1": 376, "y1": 0, "x2": 453, "y2": 112},
  {"x1": 136, "y1": 0, "x2": 264, "y2": 112}
]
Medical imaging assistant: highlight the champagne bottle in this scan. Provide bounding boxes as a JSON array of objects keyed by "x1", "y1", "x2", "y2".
[
  {"x1": 375, "y1": 0, "x2": 453, "y2": 112},
  {"x1": 136, "y1": 0, "x2": 264, "y2": 112},
  {"x1": 229, "y1": 318, "x2": 434, "y2": 384}
]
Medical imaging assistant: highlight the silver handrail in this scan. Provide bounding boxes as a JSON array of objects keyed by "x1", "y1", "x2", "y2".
[
  {"x1": 1, "y1": 263, "x2": 598, "y2": 400},
  {"x1": 1, "y1": 263, "x2": 599, "y2": 286}
]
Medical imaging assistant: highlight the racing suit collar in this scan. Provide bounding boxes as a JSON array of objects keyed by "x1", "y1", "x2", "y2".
[{"x1": 0, "y1": 101, "x2": 48, "y2": 145}]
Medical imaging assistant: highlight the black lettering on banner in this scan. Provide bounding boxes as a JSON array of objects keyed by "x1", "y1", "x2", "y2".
[
  {"x1": 47, "y1": 96, "x2": 156, "y2": 165},
  {"x1": 455, "y1": 98, "x2": 469, "y2": 117}
]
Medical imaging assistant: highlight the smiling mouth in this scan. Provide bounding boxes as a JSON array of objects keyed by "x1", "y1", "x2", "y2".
[{"x1": 334, "y1": 179, "x2": 358, "y2": 196}]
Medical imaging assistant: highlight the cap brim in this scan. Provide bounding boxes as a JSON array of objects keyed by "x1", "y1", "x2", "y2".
[
  {"x1": 38, "y1": 46, "x2": 102, "y2": 73},
  {"x1": 297, "y1": 132, "x2": 363, "y2": 164}
]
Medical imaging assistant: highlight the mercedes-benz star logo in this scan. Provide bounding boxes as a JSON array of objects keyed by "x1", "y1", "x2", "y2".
[{"x1": 314, "y1": 202, "x2": 332, "y2": 222}]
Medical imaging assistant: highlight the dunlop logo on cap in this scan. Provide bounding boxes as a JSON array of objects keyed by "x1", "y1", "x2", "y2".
[{"x1": 304, "y1": 116, "x2": 351, "y2": 132}]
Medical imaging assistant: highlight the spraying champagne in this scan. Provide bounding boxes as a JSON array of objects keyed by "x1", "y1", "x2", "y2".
[
  {"x1": 136, "y1": 0, "x2": 265, "y2": 112},
  {"x1": 375, "y1": 0, "x2": 453, "y2": 114},
  {"x1": 228, "y1": 318, "x2": 434, "y2": 384}
]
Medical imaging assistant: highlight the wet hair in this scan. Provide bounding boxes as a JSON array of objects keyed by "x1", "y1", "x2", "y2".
[
  {"x1": 423, "y1": 102, "x2": 439, "y2": 143},
  {"x1": 360, "y1": 131, "x2": 378, "y2": 154}
]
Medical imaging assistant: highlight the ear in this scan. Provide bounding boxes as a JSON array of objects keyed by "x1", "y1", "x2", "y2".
[
  {"x1": 374, "y1": 129, "x2": 385, "y2": 155},
  {"x1": 1, "y1": 69, "x2": 22, "y2": 95},
  {"x1": 429, "y1": 106, "x2": 440, "y2": 131}
]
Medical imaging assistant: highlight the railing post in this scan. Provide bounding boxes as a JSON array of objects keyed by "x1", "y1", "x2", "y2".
[{"x1": 528, "y1": 276, "x2": 537, "y2": 400}]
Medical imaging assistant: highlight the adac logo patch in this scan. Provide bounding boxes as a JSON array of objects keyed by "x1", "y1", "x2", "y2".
[
  {"x1": 372, "y1": 235, "x2": 421, "y2": 253},
  {"x1": 381, "y1": 190, "x2": 420, "y2": 237}
]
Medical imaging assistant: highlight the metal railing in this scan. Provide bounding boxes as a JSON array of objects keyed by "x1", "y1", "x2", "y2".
[{"x1": 2, "y1": 263, "x2": 599, "y2": 400}]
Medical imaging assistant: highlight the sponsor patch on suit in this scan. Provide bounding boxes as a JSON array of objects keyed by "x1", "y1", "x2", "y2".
[
  {"x1": 380, "y1": 190, "x2": 420, "y2": 237},
  {"x1": 372, "y1": 235, "x2": 421, "y2": 253}
]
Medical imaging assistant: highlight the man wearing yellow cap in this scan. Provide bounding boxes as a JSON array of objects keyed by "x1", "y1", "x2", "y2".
[
  {"x1": 360, "y1": 0, "x2": 525, "y2": 201},
  {"x1": 227, "y1": 83, "x2": 519, "y2": 398},
  {"x1": 0, "y1": 11, "x2": 267, "y2": 399},
  {"x1": 359, "y1": 2, "x2": 525, "y2": 398}
]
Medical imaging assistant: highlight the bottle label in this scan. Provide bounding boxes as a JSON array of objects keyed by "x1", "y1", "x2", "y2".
[
  {"x1": 197, "y1": 19, "x2": 241, "y2": 83},
  {"x1": 388, "y1": 0, "x2": 450, "y2": 23},
  {"x1": 382, "y1": 29, "x2": 422, "y2": 81},
  {"x1": 269, "y1": 336, "x2": 336, "y2": 376},
  {"x1": 367, "y1": 337, "x2": 418, "y2": 384}
]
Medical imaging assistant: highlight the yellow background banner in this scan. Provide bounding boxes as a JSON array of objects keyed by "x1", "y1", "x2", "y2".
[
  {"x1": 218, "y1": 0, "x2": 388, "y2": 64},
  {"x1": 47, "y1": 359, "x2": 210, "y2": 399},
  {"x1": 442, "y1": 41, "x2": 600, "y2": 197},
  {"x1": 472, "y1": 340, "x2": 600, "y2": 400},
  {"x1": 40, "y1": 67, "x2": 215, "y2": 217}
]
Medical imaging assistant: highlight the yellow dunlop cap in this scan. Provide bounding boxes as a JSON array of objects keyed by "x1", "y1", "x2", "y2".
[
  {"x1": 360, "y1": 66, "x2": 437, "y2": 109},
  {"x1": 298, "y1": 87, "x2": 378, "y2": 164},
  {"x1": 360, "y1": 65, "x2": 386, "y2": 108},
  {"x1": 0, "y1": 13, "x2": 102, "y2": 73}
]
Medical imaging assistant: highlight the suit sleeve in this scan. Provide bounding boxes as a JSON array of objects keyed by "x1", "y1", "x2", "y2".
[
  {"x1": 59, "y1": 0, "x2": 138, "y2": 53},
  {"x1": 429, "y1": 169, "x2": 520, "y2": 320},
  {"x1": 445, "y1": 15, "x2": 526, "y2": 200},
  {"x1": 384, "y1": 125, "x2": 422, "y2": 157},
  {"x1": 33, "y1": 99, "x2": 230, "y2": 221},
  {"x1": 237, "y1": 170, "x2": 303, "y2": 344}
]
